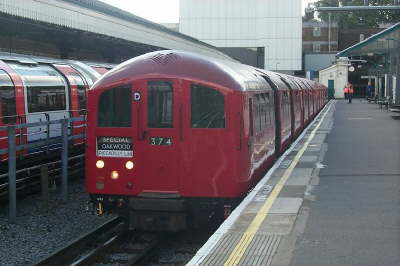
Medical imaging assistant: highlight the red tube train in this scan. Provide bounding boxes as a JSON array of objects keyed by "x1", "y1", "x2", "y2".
[
  {"x1": 0, "y1": 53, "x2": 113, "y2": 165},
  {"x1": 86, "y1": 50, "x2": 328, "y2": 231}
]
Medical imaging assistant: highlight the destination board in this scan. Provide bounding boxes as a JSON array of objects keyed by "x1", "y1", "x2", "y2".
[{"x1": 96, "y1": 136, "x2": 133, "y2": 157}]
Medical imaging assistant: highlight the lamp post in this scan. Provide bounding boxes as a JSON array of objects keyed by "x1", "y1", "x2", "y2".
[{"x1": 275, "y1": 62, "x2": 280, "y2": 71}]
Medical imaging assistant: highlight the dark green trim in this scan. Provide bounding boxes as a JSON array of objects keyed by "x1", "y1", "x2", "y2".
[{"x1": 336, "y1": 23, "x2": 400, "y2": 57}]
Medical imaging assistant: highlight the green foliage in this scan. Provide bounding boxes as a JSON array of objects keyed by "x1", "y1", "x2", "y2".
[{"x1": 314, "y1": 0, "x2": 400, "y2": 28}]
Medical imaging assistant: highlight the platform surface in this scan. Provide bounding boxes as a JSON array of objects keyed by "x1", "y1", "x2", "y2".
[{"x1": 188, "y1": 100, "x2": 400, "y2": 266}]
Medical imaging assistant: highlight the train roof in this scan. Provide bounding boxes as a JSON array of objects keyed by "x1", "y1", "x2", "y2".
[
  {"x1": 91, "y1": 50, "x2": 276, "y2": 92},
  {"x1": 0, "y1": 52, "x2": 116, "y2": 85}
]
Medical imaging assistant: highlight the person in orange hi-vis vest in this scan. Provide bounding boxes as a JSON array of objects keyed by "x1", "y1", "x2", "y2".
[
  {"x1": 343, "y1": 84, "x2": 349, "y2": 100},
  {"x1": 347, "y1": 82, "x2": 354, "y2": 103}
]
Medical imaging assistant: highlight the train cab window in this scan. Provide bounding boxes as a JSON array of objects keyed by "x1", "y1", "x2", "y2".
[
  {"x1": 98, "y1": 86, "x2": 131, "y2": 127},
  {"x1": 148, "y1": 81, "x2": 173, "y2": 128},
  {"x1": 0, "y1": 70, "x2": 17, "y2": 124},
  {"x1": 191, "y1": 84, "x2": 225, "y2": 128},
  {"x1": 9, "y1": 64, "x2": 67, "y2": 113}
]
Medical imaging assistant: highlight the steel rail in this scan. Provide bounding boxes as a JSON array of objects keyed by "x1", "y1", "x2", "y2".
[
  {"x1": 36, "y1": 216, "x2": 123, "y2": 266},
  {"x1": 37, "y1": 215, "x2": 165, "y2": 266}
]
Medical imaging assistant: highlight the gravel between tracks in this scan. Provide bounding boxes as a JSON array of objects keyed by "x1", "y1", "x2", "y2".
[{"x1": 0, "y1": 178, "x2": 114, "y2": 266}]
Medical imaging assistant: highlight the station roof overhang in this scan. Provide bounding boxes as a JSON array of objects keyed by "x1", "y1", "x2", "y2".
[
  {"x1": 336, "y1": 23, "x2": 400, "y2": 57},
  {"x1": 0, "y1": 0, "x2": 233, "y2": 61}
]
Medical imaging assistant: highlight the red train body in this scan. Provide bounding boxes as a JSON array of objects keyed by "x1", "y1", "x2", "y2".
[{"x1": 85, "y1": 51, "x2": 328, "y2": 231}]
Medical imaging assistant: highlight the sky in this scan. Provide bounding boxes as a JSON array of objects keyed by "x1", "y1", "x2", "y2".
[{"x1": 99, "y1": 0, "x2": 317, "y2": 23}]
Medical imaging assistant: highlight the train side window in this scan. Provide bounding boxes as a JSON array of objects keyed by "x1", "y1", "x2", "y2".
[
  {"x1": 77, "y1": 84, "x2": 86, "y2": 115},
  {"x1": 266, "y1": 93, "x2": 274, "y2": 127},
  {"x1": 27, "y1": 85, "x2": 66, "y2": 112},
  {"x1": 191, "y1": 84, "x2": 225, "y2": 128},
  {"x1": 72, "y1": 73, "x2": 87, "y2": 115},
  {"x1": 0, "y1": 70, "x2": 17, "y2": 124},
  {"x1": 148, "y1": 81, "x2": 173, "y2": 128},
  {"x1": 98, "y1": 86, "x2": 131, "y2": 127},
  {"x1": 9, "y1": 63, "x2": 68, "y2": 113},
  {"x1": 283, "y1": 91, "x2": 289, "y2": 119},
  {"x1": 260, "y1": 94, "x2": 267, "y2": 128},
  {"x1": 255, "y1": 94, "x2": 264, "y2": 132},
  {"x1": 249, "y1": 98, "x2": 254, "y2": 136}
]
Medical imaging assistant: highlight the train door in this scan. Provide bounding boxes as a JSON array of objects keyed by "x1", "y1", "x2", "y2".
[
  {"x1": 133, "y1": 79, "x2": 181, "y2": 193},
  {"x1": 0, "y1": 69, "x2": 18, "y2": 160},
  {"x1": 53, "y1": 64, "x2": 89, "y2": 146},
  {"x1": 9, "y1": 63, "x2": 70, "y2": 148}
]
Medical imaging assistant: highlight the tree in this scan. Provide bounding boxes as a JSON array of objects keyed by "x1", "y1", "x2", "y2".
[{"x1": 314, "y1": 0, "x2": 400, "y2": 28}]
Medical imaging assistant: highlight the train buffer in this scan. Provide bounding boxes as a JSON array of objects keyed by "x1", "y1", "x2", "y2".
[{"x1": 188, "y1": 100, "x2": 400, "y2": 266}]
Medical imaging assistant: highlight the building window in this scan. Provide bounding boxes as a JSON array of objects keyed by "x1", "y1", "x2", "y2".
[
  {"x1": 313, "y1": 27, "x2": 321, "y2": 37},
  {"x1": 313, "y1": 43, "x2": 321, "y2": 52}
]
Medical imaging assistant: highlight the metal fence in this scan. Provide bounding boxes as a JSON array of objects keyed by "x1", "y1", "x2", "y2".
[{"x1": 0, "y1": 117, "x2": 85, "y2": 223}]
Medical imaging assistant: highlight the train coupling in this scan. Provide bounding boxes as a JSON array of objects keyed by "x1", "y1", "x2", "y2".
[{"x1": 96, "y1": 202, "x2": 104, "y2": 216}]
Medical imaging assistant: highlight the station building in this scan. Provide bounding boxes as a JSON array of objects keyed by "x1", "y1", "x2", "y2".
[
  {"x1": 319, "y1": 23, "x2": 400, "y2": 106},
  {"x1": 179, "y1": 0, "x2": 302, "y2": 72}
]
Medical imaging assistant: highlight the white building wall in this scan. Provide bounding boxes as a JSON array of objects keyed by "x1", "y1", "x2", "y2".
[
  {"x1": 319, "y1": 59, "x2": 350, "y2": 99},
  {"x1": 180, "y1": 0, "x2": 302, "y2": 71}
]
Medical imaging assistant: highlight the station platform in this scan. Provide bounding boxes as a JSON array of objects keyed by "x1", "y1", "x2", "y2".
[{"x1": 189, "y1": 100, "x2": 400, "y2": 266}]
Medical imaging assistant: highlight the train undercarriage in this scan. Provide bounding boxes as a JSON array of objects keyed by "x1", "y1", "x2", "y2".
[{"x1": 91, "y1": 194, "x2": 242, "y2": 231}]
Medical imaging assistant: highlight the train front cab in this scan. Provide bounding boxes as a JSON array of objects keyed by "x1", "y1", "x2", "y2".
[{"x1": 87, "y1": 75, "x2": 252, "y2": 230}]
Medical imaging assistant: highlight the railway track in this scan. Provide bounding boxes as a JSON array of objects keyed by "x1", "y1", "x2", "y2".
[{"x1": 37, "y1": 216, "x2": 165, "y2": 266}]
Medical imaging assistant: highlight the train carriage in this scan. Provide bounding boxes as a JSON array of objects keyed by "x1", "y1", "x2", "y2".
[
  {"x1": 276, "y1": 73, "x2": 304, "y2": 139},
  {"x1": 298, "y1": 79, "x2": 313, "y2": 124},
  {"x1": 86, "y1": 50, "x2": 328, "y2": 231},
  {"x1": 0, "y1": 54, "x2": 111, "y2": 163},
  {"x1": 258, "y1": 71, "x2": 292, "y2": 155}
]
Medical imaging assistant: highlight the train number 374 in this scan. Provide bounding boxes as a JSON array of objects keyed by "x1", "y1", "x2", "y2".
[{"x1": 149, "y1": 137, "x2": 172, "y2": 146}]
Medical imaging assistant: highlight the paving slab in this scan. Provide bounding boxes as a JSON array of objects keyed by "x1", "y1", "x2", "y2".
[{"x1": 269, "y1": 198, "x2": 303, "y2": 214}]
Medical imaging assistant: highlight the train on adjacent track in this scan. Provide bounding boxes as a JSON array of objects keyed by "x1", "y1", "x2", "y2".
[
  {"x1": 0, "y1": 53, "x2": 113, "y2": 166},
  {"x1": 85, "y1": 50, "x2": 328, "y2": 231}
]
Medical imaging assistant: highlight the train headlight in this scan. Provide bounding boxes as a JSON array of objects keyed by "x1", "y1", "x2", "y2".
[
  {"x1": 96, "y1": 160, "x2": 105, "y2": 169},
  {"x1": 125, "y1": 161, "x2": 134, "y2": 170},
  {"x1": 111, "y1": 170, "x2": 119, "y2": 180}
]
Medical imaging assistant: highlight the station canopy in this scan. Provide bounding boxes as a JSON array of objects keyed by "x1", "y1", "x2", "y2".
[{"x1": 337, "y1": 23, "x2": 400, "y2": 57}]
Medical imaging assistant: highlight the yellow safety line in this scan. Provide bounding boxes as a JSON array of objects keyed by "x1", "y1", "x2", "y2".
[{"x1": 223, "y1": 102, "x2": 333, "y2": 266}]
